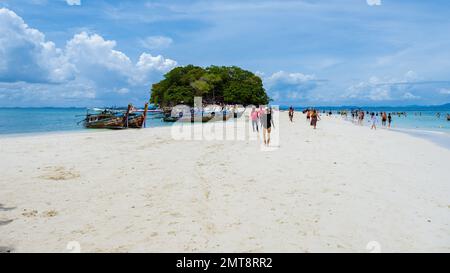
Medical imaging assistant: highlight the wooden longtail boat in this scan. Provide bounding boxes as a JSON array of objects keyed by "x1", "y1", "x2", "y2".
[{"x1": 83, "y1": 103, "x2": 149, "y2": 129}]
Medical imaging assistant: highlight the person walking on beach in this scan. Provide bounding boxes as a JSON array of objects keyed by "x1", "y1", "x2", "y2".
[
  {"x1": 258, "y1": 106, "x2": 265, "y2": 127},
  {"x1": 306, "y1": 109, "x2": 311, "y2": 121},
  {"x1": 310, "y1": 109, "x2": 320, "y2": 129},
  {"x1": 388, "y1": 113, "x2": 392, "y2": 128},
  {"x1": 250, "y1": 107, "x2": 259, "y2": 132},
  {"x1": 381, "y1": 112, "x2": 387, "y2": 127},
  {"x1": 288, "y1": 106, "x2": 294, "y2": 122},
  {"x1": 261, "y1": 107, "x2": 275, "y2": 146},
  {"x1": 370, "y1": 112, "x2": 377, "y2": 130}
]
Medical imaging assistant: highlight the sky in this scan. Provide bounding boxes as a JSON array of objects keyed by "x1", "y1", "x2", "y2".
[{"x1": 1, "y1": 0, "x2": 450, "y2": 107}]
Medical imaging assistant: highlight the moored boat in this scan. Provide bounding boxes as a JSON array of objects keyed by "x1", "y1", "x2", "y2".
[{"x1": 82, "y1": 103, "x2": 149, "y2": 129}]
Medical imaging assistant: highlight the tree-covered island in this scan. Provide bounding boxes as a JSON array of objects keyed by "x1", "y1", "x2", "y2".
[{"x1": 150, "y1": 65, "x2": 270, "y2": 107}]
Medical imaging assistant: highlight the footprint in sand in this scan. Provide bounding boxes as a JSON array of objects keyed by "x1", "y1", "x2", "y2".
[
  {"x1": 38, "y1": 166, "x2": 80, "y2": 181},
  {"x1": 43, "y1": 210, "x2": 58, "y2": 218},
  {"x1": 22, "y1": 209, "x2": 38, "y2": 217},
  {"x1": 21, "y1": 209, "x2": 58, "y2": 218}
]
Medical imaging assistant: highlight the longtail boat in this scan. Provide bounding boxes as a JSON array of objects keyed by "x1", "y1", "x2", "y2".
[
  {"x1": 82, "y1": 103, "x2": 149, "y2": 129},
  {"x1": 162, "y1": 104, "x2": 233, "y2": 123}
]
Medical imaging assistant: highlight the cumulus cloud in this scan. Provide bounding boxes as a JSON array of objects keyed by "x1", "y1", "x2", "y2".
[
  {"x1": 64, "y1": 32, "x2": 177, "y2": 86},
  {"x1": 403, "y1": 92, "x2": 420, "y2": 100},
  {"x1": 439, "y1": 88, "x2": 450, "y2": 95},
  {"x1": 263, "y1": 71, "x2": 319, "y2": 102},
  {"x1": 134, "y1": 53, "x2": 178, "y2": 83},
  {"x1": 343, "y1": 71, "x2": 424, "y2": 102},
  {"x1": 266, "y1": 71, "x2": 315, "y2": 85},
  {"x1": 66, "y1": 0, "x2": 81, "y2": 6},
  {"x1": 140, "y1": 36, "x2": 173, "y2": 50},
  {"x1": 0, "y1": 8, "x2": 75, "y2": 83},
  {"x1": 0, "y1": 8, "x2": 178, "y2": 106},
  {"x1": 366, "y1": 0, "x2": 381, "y2": 6}
]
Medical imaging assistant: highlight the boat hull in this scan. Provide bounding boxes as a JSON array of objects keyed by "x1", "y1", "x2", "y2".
[{"x1": 83, "y1": 103, "x2": 148, "y2": 129}]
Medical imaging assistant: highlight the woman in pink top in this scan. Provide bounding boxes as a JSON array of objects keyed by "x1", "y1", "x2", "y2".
[{"x1": 251, "y1": 107, "x2": 259, "y2": 132}]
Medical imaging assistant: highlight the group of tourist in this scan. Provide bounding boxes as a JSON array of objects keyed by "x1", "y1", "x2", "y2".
[
  {"x1": 287, "y1": 107, "x2": 321, "y2": 129},
  {"x1": 348, "y1": 110, "x2": 392, "y2": 130},
  {"x1": 250, "y1": 106, "x2": 275, "y2": 146}
]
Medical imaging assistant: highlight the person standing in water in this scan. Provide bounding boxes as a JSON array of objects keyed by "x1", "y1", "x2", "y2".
[
  {"x1": 388, "y1": 113, "x2": 392, "y2": 128},
  {"x1": 381, "y1": 112, "x2": 387, "y2": 127},
  {"x1": 250, "y1": 107, "x2": 259, "y2": 132},
  {"x1": 261, "y1": 107, "x2": 275, "y2": 146},
  {"x1": 370, "y1": 112, "x2": 377, "y2": 130},
  {"x1": 310, "y1": 109, "x2": 320, "y2": 129},
  {"x1": 288, "y1": 106, "x2": 294, "y2": 122}
]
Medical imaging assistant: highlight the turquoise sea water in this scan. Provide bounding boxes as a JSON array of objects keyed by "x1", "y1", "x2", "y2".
[
  {"x1": 354, "y1": 111, "x2": 450, "y2": 133},
  {"x1": 282, "y1": 106, "x2": 450, "y2": 133},
  {"x1": 1, "y1": 107, "x2": 450, "y2": 137},
  {"x1": 282, "y1": 106, "x2": 450, "y2": 149},
  {"x1": 0, "y1": 108, "x2": 167, "y2": 135}
]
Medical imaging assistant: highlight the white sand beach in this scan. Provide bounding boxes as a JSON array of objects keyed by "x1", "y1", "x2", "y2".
[{"x1": 0, "y1": 111, "x2": 449, "y2": 253}]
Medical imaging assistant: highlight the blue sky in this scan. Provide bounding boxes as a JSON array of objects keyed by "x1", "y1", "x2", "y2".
[{"x1": 1, "y1": 0, "x2": 450, "y2": 107}]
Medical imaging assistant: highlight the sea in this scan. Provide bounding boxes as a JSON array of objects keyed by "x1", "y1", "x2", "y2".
[
  {"x1": 0, "y1": 108, "x2": 167, "y2": 135},
  {"x1": 1, "y1": 106, "x2": 449, "y2": 148},
  {"x1": 282, "y1": 105, "x2": 450, "y2": 149}
]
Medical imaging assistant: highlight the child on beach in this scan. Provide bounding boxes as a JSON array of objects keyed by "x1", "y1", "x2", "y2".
[{"x1": 251, "y1": 107, "x2": 259, "y2": 132}]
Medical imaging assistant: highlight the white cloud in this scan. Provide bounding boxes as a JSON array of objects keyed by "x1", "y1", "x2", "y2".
[
  {"x1": 439, "y1": 88, "x2": 450, "y2": 95},
  {"x1": 344, "y1": 71, "x2": 423, "y2": 102},
  {"x1": 368, "y1": 86, "x2": 391, "y2": 101},
  {"x1": 263, "y1": 71, "x2": 318, "y2": 102},
  {"x1": 403, "y1": 92, "x2": 420, "y2": 100},
  {"x1": 254, "y1": 71, "x2": 265, "y2": 78},
  {"x1": 66, "y1": 0, "x2": 81, "y2": 6},
  {"x1": 0, "y1": 8, "x2": 178, "y2": 106},
  {"x1": 64, "y1": 32, "x2": 177, "y2": 86},
  {"x1": 366, "y1": 0, "x2": 381, "y2": 6},
  {"x1": 65, "y1": 32, "x2": 134, "y2": 84},
  {"x1": 0, "y1": 8, "x2": 75, "y2": 83},
  {"x1": 140, "y1": 36, "x2": 173, "y2": 50},
  {"x1": 136, "y1": 53, "x2": 177, "y2": 73},
  {"x1": 134, "y1": 53, "x2": 177, "y2": 84},
  {"x1": 266, "y1": 71, "x2": 315, "y2": 85},
  {"x1": 114, "y1": 88, "x2": 130, "y2": 95}
]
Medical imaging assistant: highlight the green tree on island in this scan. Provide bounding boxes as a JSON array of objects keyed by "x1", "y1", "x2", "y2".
[{"x1": 150, "y1": 65, "x2": 270, "y2": 107}]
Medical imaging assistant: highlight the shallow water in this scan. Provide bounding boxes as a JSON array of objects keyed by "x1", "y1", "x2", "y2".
[{"x1": 0, "y1": 108, "x2": 167, "y2": 135}]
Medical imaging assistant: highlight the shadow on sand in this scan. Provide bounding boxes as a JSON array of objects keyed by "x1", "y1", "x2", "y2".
[
  {"x1": 0, "y1": 204, "x2": 16, "y2": 211},
  {"x1": 0, "y1": 246, "x2": 14, "y2": 253}
]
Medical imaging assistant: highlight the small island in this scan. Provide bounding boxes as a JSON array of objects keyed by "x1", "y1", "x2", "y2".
[{"x1": 150, "y1": 65, "x2": 270, "y2": 107}]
